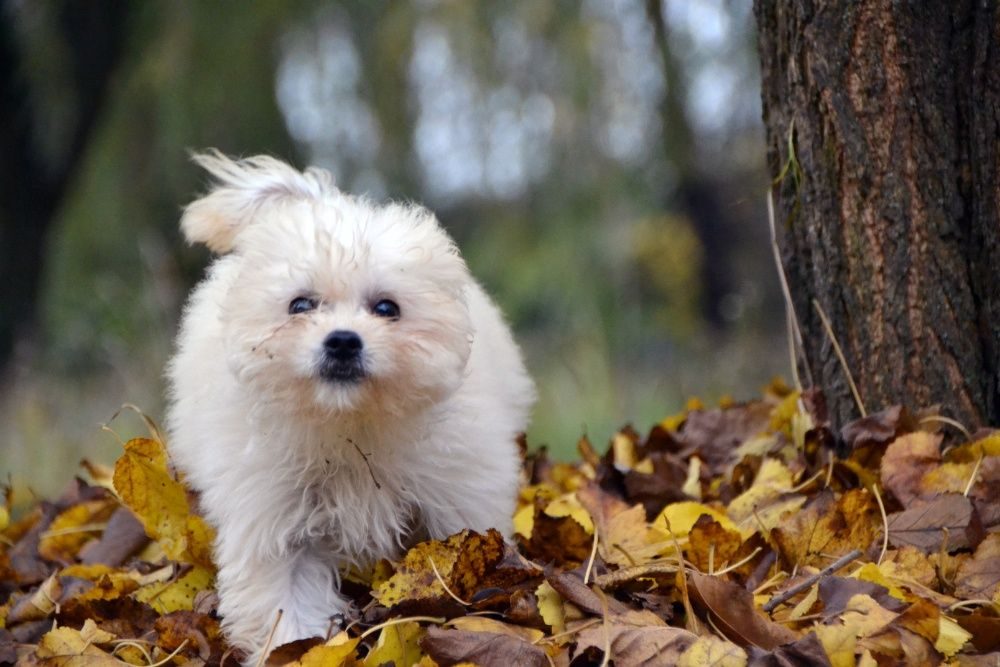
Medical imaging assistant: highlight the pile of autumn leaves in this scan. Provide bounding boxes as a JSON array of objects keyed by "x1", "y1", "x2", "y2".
[{"x1": 3, "y1": 384, "x2": 1000, "y2": 666}]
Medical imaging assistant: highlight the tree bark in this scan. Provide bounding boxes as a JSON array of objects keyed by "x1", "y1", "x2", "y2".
[{"x1": 754, "y1": 1, "x2": 1000, "y2": 430}]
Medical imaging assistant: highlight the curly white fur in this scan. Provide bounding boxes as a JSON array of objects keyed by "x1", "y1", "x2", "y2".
[{"x1": 166, "y1": 151, "x2": 534, "y2": 663}]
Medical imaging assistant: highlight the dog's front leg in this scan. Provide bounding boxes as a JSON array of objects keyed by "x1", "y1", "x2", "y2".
[{"x1": 214, "y1": 545, "x2": 350, "y2": 665}]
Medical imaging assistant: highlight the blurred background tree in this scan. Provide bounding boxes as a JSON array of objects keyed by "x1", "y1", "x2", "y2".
[{"x1": 0, "y1": 0, "x2": 784, "y2": 494}]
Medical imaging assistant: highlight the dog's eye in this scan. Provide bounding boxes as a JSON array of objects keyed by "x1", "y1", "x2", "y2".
[
  {"x1": 372, "y1": 299, "x2": 400, "y2": 319},
  {"x1": 288, "y1": 296, "x2": 318, "y2": 315}
]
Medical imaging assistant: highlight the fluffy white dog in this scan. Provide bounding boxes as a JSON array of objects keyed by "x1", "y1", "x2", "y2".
[{"x1": 166, "y1": 152, "x2": 534, "y2": 662}]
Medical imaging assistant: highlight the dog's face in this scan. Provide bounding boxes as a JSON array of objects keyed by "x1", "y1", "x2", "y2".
[{"x1": 182, "y1": 154, "x2": 473, "y2": 419}]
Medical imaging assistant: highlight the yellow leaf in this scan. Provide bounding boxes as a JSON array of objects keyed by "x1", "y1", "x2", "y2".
[
  {"x1": 946, "y1": 431, "x2": 1000, "y2": 462},
  {"x1": 372, "y1": 530, "x2": 503, "y2": 608},
  {"x1": 79, "y1": 618, "x2": 116, "y2": 645},
  {"x1": 839, "y1": 594, "x2": 898, "y2": 637},
  {"x1": 363, "y1": 621, "x2": 424, "y2": 667},
  {"x1": 726, "y1": 458, "x2": 796, "y2": 524},
  {"x1": 787, "y1": 583, "x2": 819, "y2": 621},
  {"x1": 814, "y1": 622, "x2": 858, "y2": 667},
  {"x1": 535, "y1": 581, "x2": 565, "y2": 634},
  {"x1": 112, "y1": 437, "x2": 215, "y2": 568},
  {"x1": 653, "y1": 501, "x2": 737, "y2": 540},
  {"x1": 132, "y1": 565, "x2": 214, "y2": 613},
  {"x1": 38, "y1": 499, "x2": 118, "y2": 562},
  {"x1": 513, "y1": 503, "x2": 534, "y2": 538},
  {"x1": 60, "y1": 563, "x2": 115, "y2": 580},
  {"x1": 292, "y1": 635, "x2": 360, "y2": 667},
  {"x1": 768, "y1": 391, "x2": 801, "y2": 436},
  {"x1": 677, "y1": 633, "x2": 747, "y2": 667},
  {"x1": 447, "y1": 616, "x2": 544, "y2": 643},
  {"x1": 36, "y1": 625, "x2": 120, "y2": 664},
  {"x1": 544, "y1": 493, "x2": 594, "y2": 533},
  {"x1": 852, "y1": 562, "x2": 907, "y2": 601},
  {"x1": 934, "y1": 615, "x2": 971, "y2": 656},
  {"x1": 682, "y1": 458, "x2": 702, "y2": 500},
  {"x1": 0, "y1": 505, "x2": 7, "y2": 532}
]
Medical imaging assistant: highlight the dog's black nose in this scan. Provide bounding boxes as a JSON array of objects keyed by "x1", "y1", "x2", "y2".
[{"x1": 323, "y1": 330, "x2": 363, "y2": 361}]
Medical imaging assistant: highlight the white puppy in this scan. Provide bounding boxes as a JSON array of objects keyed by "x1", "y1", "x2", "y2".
[{"x1": 166, "y1": 152, "x2": 534, "y2": 662}]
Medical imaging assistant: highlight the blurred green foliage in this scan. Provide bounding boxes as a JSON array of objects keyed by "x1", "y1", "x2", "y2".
[{"x1": 1, "y1": 0, "x2": 785, "y2": 495}]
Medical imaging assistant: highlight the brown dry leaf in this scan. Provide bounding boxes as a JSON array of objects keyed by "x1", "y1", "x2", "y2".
[
  {"x1": 518, "y1": 504, "x2": 592, "y2": 565},
  {"x1": 772, "y1": 489, "x2": 880, "y2": 569},
  {"x1": 841, "y1": 406, "x2": 914, "y2": 454},
  {"x1": 894, "y1": 597, "x2": 940, "y2": 643},
  {"x1": 675, "y1": 403, "x2": 773, "y2": 474},
  {"x1": 373, "y1": 529, "x2": 504, "y2": 609},
  {"x1": 154, "y1": 609, "x2": 223, "y2": 661},
  {"x1": 880, "y1": 431, "x2": 942, "y2": 505},
  {"x1": 955, "y1": 532, "x2": 1000, "y2": 600},
  {"x1": 687, "y1": 572, "x2": 797, "y2": 650},
  {"x1": 686, "y1": 515, "x2": 743, "y2": 573},
  {"x1": 78, "y1": 506, "x2": 149, "y2": 566},
  {"x1": 574, "y1": 620, "x2": 698, "y2": 667},
  {"x1": 112, "y1": 437, "x2": 215, "y2": 568},
  {"x1": 885, "y1": 493, "x2": 976, "y2": 553},
  {"x1": 956, "y1": 608, "x2": 1000, "y2": 652},
  {"x1": 746, "y1": 631, "x2": 832, "y2": 666},
  {"x1": 577, "y1": 483, "x2": 661, "y2": 567},
  {"x1": 420, "y1": 625, "x2": 550, "y2": 667}
]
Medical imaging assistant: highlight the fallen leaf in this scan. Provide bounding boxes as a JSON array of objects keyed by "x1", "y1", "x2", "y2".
[
  {"x1": 373, "y1": 529, "x2": 505, "y2": 610},
  {"x1": 37, "y1": 498, "x2": 118, "y2": 563},
  {"x1": 813, "y1": 622, "x2": 858, "y2": 667},
  {"x1": 655, "y1": 501, "x2": 738, "y2": 541},
  {"x1": 686, "y1": 515, "x2": 743, "y2": 573},
  {"x1": 577, "y1": 483, "x2": 661, "y2": 567},
  {"x1": 687, "y1": 572, "x2": 797, "y2": 650},
  {"x1": 885, "y1": 493, "x2": 976, "y2": 553},
  {"x1": 363, "y1": 620, "x2": 425, "y2": 667},
  {"x1": 574, "y1": 620, "x2": 698, "y2": 666},
  {"x1": 420, "y1": 625, "x2": 549, "y2": 667},
  {"x1": 772, "y1": 489, "x2": 880, "y2": 569},
  {"x1": 113, "y1": 437, "x2": 215, "y2": 568},
  {"x1": 535, "y1": 581, "x2": 565, "y2": 633},
  {"x1": 935, "y1": 614, "x2": 972, "y2": 656},
  {"x1": 880, "y1": 431, "x2": 942, "y2": 506},
  {"x1": 78, "y1": 506, "x2": 149, "y2": 566},
  {"x1": 677, "y1": 633, "x2": 747, "y2": 666},
  {"x1": 746, "y1": 631, "x2": 832, "y2": 666},
  {"x1": 955, "y1": 532, "x2": 1000, "y2": 600}
]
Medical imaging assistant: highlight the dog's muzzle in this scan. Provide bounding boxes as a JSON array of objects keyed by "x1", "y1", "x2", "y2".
[{"x1": 319, "y1": 330, "x2": 367, "y2": 382}]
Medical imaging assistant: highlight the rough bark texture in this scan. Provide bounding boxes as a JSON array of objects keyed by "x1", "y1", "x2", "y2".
[{"x1": 755, "y1": 1, "x2": 1000, "y2": 429}]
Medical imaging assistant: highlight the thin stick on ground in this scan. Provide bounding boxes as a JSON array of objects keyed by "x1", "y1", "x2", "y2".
[
  {"x1": 812, "y1": 299, "x2": 866, "y2": 417},
  {"x1": 583, "y1": 529, "x2": 599, "y2": 585},
  {"x1": 255, "y1": 609, "x2": 283, "y2": 667},
  {"x1": 871, "y1": 483, "x2": 889, "y2": 565},
  {"x1": 762, "y1": 549, "x2": 862, "y2": 613},
  {"x1": 427, "y1": 556, "x2": 471, "y2": 606}
]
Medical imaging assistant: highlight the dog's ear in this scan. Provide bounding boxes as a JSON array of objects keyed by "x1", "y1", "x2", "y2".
[{"x1": 181, "y1": 150, "x2": 333, "y2": 253}]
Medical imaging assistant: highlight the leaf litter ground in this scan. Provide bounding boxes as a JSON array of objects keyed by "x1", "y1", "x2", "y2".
[{"x1": 3, "y1": 381, "x2": 1000, "y2": 665}]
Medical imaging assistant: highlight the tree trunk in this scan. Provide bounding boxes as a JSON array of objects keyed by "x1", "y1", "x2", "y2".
[
  {"x1": 754, "y1": 1, "x2": 1000, "y2": 430},
  {"x1": 0, "y1": 2, "x2": 133, "y2": 373}
]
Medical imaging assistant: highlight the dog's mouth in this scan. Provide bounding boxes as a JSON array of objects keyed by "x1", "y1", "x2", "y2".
[{"x1": 318, "y1": 359, "x2": 367, "y2": 384}]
